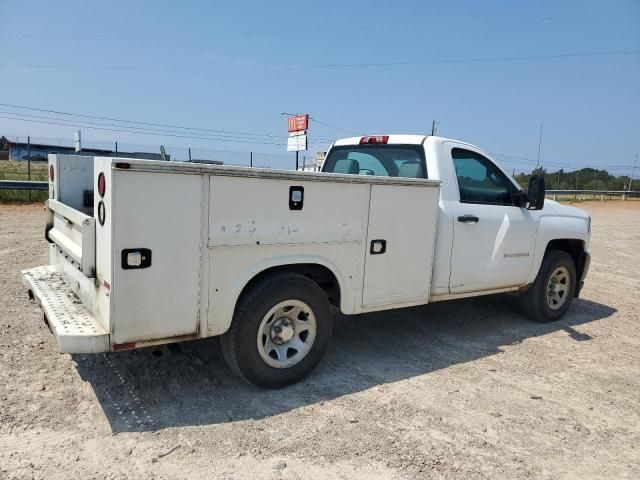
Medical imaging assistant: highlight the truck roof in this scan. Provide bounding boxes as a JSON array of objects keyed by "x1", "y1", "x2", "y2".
[{"x1": 331, "y1": 135, "x2": 488, "y2": 154}]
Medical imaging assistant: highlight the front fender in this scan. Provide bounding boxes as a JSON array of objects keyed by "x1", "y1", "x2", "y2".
[{"x1": 526, "y1": 215, "x2": 589, "y2": 284}]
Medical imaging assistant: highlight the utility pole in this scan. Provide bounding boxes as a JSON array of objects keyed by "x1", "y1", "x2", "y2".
[
  {"x1": 629, "y1": 154, "x2": 637, "y2": 191},
  {"x1": 431, "y1": 120, "x2": 438, "y2": 136},
  {"x1": 250, "y1": 152, "x2": 253, "y2": 167},
  {"x1": 115, "y1": 141, "x2": 118, "y2": 156},
  {"x1": 536, "y1": 122, "x2": 543, "y2": 171},
  {"x1": 27, "y1": 135, "x2": 31, "y2": 181},
  {"x1": 188, "y1": 148, "x2": 192, "y2": 162}
]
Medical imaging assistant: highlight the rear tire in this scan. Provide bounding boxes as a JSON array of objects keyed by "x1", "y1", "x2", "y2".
[
  {"x1": 519, "y1": 249, "x2": 576, "y2": 323},
  {"x1": 220, "y1": 272, "x2": 333, "y2": 388}
]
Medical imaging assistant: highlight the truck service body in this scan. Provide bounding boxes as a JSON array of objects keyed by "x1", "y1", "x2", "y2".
[{"x1": 22, "y1": 136, "x2": 591, "y2": 387}]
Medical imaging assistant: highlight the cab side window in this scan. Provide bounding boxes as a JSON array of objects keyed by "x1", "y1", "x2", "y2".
[{"x1": 452, "y1": 148, "x2": 514, "y2": 205}]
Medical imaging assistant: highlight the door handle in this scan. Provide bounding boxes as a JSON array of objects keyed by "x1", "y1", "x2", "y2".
[
  {"x1": 121, "y1": 248, "x2": 152, "y2": 269},
  {"x1": 457, "y1": 215, "x2": 479, "y2": 224}
]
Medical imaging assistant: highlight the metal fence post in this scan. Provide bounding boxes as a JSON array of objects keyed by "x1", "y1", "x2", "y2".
[{"x1": 27, "y1": 136, "x2": 31, "y2": 201}]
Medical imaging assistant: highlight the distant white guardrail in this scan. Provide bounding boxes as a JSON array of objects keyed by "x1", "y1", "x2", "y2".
[{"x1": 546, "y1": 189, "x2": 640, "y2": 200}]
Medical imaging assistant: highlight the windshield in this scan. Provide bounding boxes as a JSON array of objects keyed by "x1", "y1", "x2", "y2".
[{"x1": 322, "y1": 145, "x2": 426, "y2": 178}]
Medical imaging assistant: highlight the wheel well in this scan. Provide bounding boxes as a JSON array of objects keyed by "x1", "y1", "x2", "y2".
[
  {"x1": 546, "y1": 239, "x2": 585, "y2": 276},
  {"x1": 240, "y1": 264, "x2": 341, "y2": 308}
]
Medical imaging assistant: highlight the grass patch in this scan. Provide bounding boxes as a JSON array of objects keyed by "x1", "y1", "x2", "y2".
[
  {"x1": 0, "y1": 160, "x2": 49, "y2": 203},
  {"x1": 0, "y1": 159, "x2": 48, "y2": 180}
]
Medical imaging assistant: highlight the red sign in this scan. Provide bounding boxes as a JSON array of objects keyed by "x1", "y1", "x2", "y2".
[{"x1": 287, "y1": 114, "x2": 309, "y2": 133}]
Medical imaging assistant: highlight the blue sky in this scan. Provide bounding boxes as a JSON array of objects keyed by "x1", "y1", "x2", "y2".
[{"x1": 0, "y1": 0, "x2": 638, "y2": 172}]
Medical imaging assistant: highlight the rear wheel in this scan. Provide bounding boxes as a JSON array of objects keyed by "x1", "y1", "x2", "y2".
[
  {"x1": 220, "y1": 272, "x2": 333, "y2": 388},
  {"x1": 520, "y1": 249, "x2": 576, "y2": 322}
]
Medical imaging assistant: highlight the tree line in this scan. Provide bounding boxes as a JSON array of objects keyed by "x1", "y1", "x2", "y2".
[{"x1": 514, "y1": 167, "x2": 636, "y2": 191}]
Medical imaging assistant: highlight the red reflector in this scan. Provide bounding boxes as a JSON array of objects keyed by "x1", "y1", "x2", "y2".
[
  {"x1": 359, "y1": 135, "x2": 389, "y2": 145},
  {"x1": 97, "y1": 172, "x2": 106, "y2": 197},
  {"x1": 113, "y1": 342, "x2": 136, "y2": 351},
  {"x1": 115, "y1": 162, "x2": 130, "y2": 169},
  {"x1": 49, "y1": 165, "x2": 54, "y2": 181}
]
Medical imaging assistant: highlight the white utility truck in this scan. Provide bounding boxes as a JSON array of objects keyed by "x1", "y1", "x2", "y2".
[{"x1": 22, "y1": 136, "x2": 591, "y2": 388}]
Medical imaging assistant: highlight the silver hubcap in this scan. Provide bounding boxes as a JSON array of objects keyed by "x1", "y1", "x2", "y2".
[
  {"x1": 546, "y1": 266, "x2": 570, "y2": 310},
  {"x1": 257, "y1": 300, "x2": 317, "y2": 368}
]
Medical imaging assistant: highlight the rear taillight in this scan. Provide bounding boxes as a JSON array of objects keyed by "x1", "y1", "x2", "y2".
[
  {"x1": 97, "y1": 201, "x2": 106, "y2": 226},
  {"x1": 49, "y1": 165, "x2": 54, "y2": 181},
  {"x1": 359, "y1": 135, "x2": 389, "y2": 144},
  {"x1": 97, "y1": 172, "x2": 105, "y2": 197}
]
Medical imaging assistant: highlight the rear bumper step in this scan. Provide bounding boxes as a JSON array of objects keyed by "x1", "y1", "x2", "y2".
[{"x1": 22, "y1": 265, "x2": 109, "y2": 353}]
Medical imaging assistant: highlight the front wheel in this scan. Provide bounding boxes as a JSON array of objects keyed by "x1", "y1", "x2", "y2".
[
  {"x1": 519, "y1": 250, "x2": 577, "y2": 323},
  {"x1": 220, "y1": 272, "x2": 333, "y2": 388}
]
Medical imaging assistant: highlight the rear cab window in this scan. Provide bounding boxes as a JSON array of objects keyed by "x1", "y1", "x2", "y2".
[{"x1": 322, "y1": 145, "x2": 427, "y2": 179}]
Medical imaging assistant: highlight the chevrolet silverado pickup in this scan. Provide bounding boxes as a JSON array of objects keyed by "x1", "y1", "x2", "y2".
[{"x1": 22, "y1": 135, "x2": 591, "y2": 388}]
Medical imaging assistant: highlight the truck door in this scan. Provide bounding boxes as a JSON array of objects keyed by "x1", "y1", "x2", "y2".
[{"x1": 444, "y1": 143, "x2": 537, "y2": 293}]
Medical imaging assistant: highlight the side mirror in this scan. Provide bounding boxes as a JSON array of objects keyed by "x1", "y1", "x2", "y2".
[{"x1": 527, "y1": 175, "x2": 545, "y2": 210}]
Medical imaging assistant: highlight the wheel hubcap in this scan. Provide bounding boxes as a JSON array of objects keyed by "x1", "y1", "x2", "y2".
[
  {"x1": 271, "y1": 317, "x2": 295, "y2": 344},
  {"x1": 546, "y1": 266, "x2": 570, "y2": 310},
  {"x1": 257, "y1": 300, "x2": 317, "y2": 369}
]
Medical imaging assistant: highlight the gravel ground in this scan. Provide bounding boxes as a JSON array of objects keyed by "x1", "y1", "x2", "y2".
[{"x1": 1, "y1": 201, "x2": 639, "y2": 479}]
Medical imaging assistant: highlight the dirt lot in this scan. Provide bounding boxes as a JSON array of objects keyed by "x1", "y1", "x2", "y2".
[{"x1": 1, "y1": 201, "x2": 639, "y2": 479}]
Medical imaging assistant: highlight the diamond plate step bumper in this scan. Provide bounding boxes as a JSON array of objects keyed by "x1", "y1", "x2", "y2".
[{"x1": 22, "y1": 265, "x2": 109, "y2": 353}]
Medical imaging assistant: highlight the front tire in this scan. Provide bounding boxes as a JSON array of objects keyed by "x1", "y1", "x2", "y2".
[
  {"x1": 519, "y1": 249, "x2": 576, "y2": 323},
  {"x1": 220, "y1": 272, "x2": 333, "y2": 388}
]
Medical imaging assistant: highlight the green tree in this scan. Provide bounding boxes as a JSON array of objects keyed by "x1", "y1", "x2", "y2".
[{"x1": 514, "y1": 167, "x2": 629, "y2": 191}]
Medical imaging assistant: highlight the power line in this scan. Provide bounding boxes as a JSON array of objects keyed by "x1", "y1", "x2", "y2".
[
  {"x1": 0, "y1": 114, "x2": 329, "y2": 148},
  {"x1": 300, "y1": 50, "x2": 640, "y2": 68},
  {"x1": 0, "y1": 15, "x2": 595, "y2": 38},
  {"x1": 2, "y1": 113, "x2": 629, "y2": 170},
  {"x1": 491, "y1": 152, "x2": 632, "y2": 169},
  {"x1": 0, "y1": 111, "x2": 290, "y2": 144},
  {"x1": 0, "y1": 110, "x2": 333, "y2": 146},
  {"x1": 495, "y1": 157, "x2": 632, "y2": 172},
  {"x1": 0, "y1": 102, "x2": 289, "y2": 139},
  {"x1": 0, "y1": 102, "x2": 631, "y2": 168},
  {"x1": 309, "y1": 116, "x2": 362, "y2": 135},
  {"x1": 0, "y1": 102, "x2": 336, "y2": 143},
  {"x1": 0, "y1": 50, "x2": 636, "y2": 71}
]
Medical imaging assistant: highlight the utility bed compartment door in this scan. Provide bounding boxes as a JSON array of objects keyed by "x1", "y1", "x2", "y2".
[
  {"x1": 362, "y1": 184, "x2": 438, "y2": 308},
  {"x1": 111, "y1": 171, "x2": 203, "y2": 344}
]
